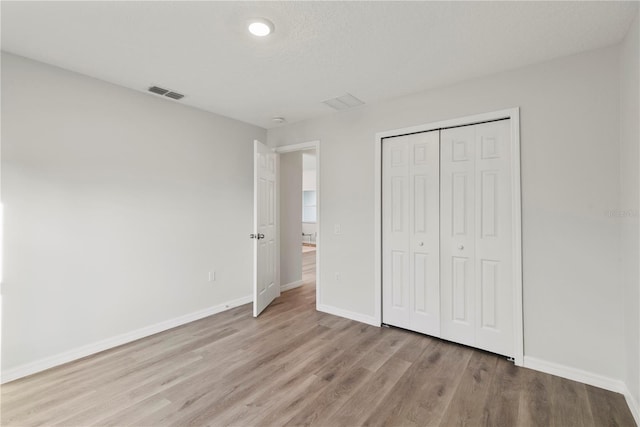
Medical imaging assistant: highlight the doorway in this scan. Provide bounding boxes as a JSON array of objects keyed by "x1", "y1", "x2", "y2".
[
  {"x1": 276, "y1": 141, "x2": 321, "y2": 309},
  {"x1": 301, "y1": 151, "x2": 318, "y2": 290}
]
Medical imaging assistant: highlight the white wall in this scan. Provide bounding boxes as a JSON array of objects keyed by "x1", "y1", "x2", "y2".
[
  {"x1": 620, "y1": 12, "x2": 640, "y2": 415},
  {"x1": 268, "y1": 46, "x2": 625, "y2": 382},
  {"x1": 1, "y1": 53, "x2": 266, "y2": 374},
  {"x1": 279, "y1": 151, "x2": 302, "y2": 286}
]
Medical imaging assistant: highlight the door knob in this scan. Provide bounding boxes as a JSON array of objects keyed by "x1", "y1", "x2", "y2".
[
  {"x1": 418, "y1": 242, "x2": 424, "y2": 247},
  {"x1": 250, "y1": 233, "x2": 256, "y2": 239},
  {"x1": 257, "y1": 233, "x2": 265, "y2": 239},
  {"x1": 458, "y1": 244, "x2": 464, "y2": 250}
]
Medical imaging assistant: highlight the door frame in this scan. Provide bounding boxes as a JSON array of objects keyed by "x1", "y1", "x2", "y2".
[
  {"x1": 275, "y1": 140, "x2": 321, "y2": 311},
  {"x1": 374, "y1": 108, "x2": 523, "y2": 366}
]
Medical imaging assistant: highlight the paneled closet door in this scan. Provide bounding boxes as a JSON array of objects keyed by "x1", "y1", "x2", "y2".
[
  {"x1": 440, "y1": 125, "x2": 477, "y2": 347},
  {"x1": 440, "y1": 119, "x2": 514, "y2": 357},
  {"x1": 382, "y1": 131, "x2": 440, "y2": 336},
  {"x1": 474, "y1": 120, "x2": 513, "y2": 356}
]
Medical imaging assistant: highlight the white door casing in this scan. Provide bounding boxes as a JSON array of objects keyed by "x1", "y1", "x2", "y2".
[
  {"x1": 253, "y1": 140, "x2": 279, "y2": 317},
  {"x1": 382, "y1": 131, "x2": 440, "y2": 336},
  {"x1": 440, "y1": 119, "x2": 514, "y2": 357}
]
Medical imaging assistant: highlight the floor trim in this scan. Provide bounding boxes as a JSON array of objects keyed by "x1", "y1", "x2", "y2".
[
  {"x1": 281, "y1": 280, "x2": 304, "y2": 292},
  {"x1": 524, "y1": 356, "x2": 640, "y2": 422},
  {"x1": 623, "y1": 384, "x2": 640, "y2": 426},
  {"x1": 523, "y1": 356, "x2": 626, "y2": 393},
  {"x1": 1, "y1": 294, "x2": 252, "y2": 384},
  {"x1": 317, "y1": 304, "x2": 379, "y2": 327}
]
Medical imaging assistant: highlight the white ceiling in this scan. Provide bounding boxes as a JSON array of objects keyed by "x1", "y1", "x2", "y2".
[{"x1": 2, "y1": 1, "x2": 637, "y2": 129}]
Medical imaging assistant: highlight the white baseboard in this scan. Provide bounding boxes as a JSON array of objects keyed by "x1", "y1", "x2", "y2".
[
  {"x1": 523, "y1": 356, "x2": 626, "y2": 393},
  {"x1": 1, "y1": 294, "x2": 253, "y2": 384},
  {"x1": 280, "y1": 280, "x2": 304, "y2": 292},
  {"x1": 524, "y1": 357, "x2": 640, "y2": 424},
  {"x1": 623, "y1": 383, "x2": 640, "y2": 426},
  {"x1": 317, "y1": 304, "x2": 379, "y2": 327}
]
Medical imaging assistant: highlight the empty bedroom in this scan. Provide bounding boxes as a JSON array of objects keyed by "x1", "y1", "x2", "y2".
[{"x1": 1, "y1": 1, "x2": 639, "y2": 426}]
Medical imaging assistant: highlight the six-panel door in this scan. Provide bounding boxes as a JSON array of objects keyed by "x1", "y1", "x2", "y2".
[
  {"x1": 253, "y1": 140, "x2": 278, "y2": 317},
  {"x1": 440, "y1": 124, "x2": 477, "y2": 347},
  {"x1": 472, "y1": 120, "x2": 513, "y2": 356},
  {"x1": 382, "y1": 131, "x2": 440, "y2": 336},
  {"x1": 440, "y1": 119, "x2": 513, "y2": 357}
]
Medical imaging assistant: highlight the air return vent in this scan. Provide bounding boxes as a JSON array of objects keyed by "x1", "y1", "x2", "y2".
[
  {"x1": 165, "y1": 91, "x2": 184, "y2": 100},
  {"x1": 148, "y1": 85, "x2": 185, "y2": 100},
  {"x1": 148, "y1": 86, "x2": 169, "y2": 95},
  {"x1": 321, "y1": 93, "x2": 364, "y2": 111}
]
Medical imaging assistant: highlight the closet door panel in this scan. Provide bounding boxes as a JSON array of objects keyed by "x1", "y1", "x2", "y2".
[
  {"x1": 383, "y1": 131, "x2": 440, "y2": 335},
  {"x1": 474, "y1": 120, "x2": 513, "y2": 357},
  {"x1": 440, "y1": 125, "x2": 476, "y2": 347},
  {"x1": 408, "y1": 132, "x2": 440, "y2": 336},
  {"x1": 383, "y1": 136, "x2": 411, "y2": 328}
]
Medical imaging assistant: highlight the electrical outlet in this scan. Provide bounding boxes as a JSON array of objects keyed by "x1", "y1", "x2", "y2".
[
  {"x1": 208, "y1": 271, "x2": 216, "y2": 282},
  {"x1": 334, "y1": 224, "x2": 341, "y2": 234}
]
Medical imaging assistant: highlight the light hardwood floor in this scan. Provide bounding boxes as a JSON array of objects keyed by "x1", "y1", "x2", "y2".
[{"x1": 1, "y1": 249, "x2": 636, "y2": 426}]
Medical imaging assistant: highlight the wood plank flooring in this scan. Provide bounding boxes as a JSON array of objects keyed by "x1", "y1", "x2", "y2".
[{"x1": 1, "y1": 249, "x2": 636, "y2": 426}]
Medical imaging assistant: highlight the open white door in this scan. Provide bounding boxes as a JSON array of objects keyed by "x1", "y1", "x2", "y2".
[{"x1": 253, "y1": 140, "x2": 279, "y2": 317}]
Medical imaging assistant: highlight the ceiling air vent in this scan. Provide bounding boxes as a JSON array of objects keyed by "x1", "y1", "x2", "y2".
[
  {"x1": 148, "y1": 85, "x2": 185, "y2": 101},
  {"x1": 148, "y1": 86, "x2": 169, "y2": 95},
  {"x1": 322, "y1": 93, "x2": 364, "y2": 111},
  {"x1": 165, "y1": 91, "x2": 184, "y2": 100}
]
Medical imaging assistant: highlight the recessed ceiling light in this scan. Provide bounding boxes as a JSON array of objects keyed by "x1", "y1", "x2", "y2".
[
  {"x1": 248, "y1": 18, "x2": 274, "y2": 37},
  {"x1": 272, "y1": 117, "x2": 286, "y2": 124}
]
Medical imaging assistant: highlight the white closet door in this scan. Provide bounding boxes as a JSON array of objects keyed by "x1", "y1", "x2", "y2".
[
  {"x1": 383, "y1": 136, "x2": 410, "y2": 328},
  {"x1": 383, "y1": 131, "x2": 440, "y2": 335},
  {"x1": 474, "y1": 120, "x2": 513, "y2": 356},
  {"x1": 410, "y1": 132, "x2": 440, "y2": 335},
  {"x1": 441, "y1": 120, "x2": 513, "y2": 357},
  {"x1": 440, "y1": 125, "x2": 477, "y2": 347}
]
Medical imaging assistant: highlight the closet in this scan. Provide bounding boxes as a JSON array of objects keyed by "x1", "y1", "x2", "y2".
[{"x1": 382, "y1": 119, "x2": 514, "y2": 358}]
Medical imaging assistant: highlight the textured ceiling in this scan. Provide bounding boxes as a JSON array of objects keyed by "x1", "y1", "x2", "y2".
[{"x1": 1, "y1": 1, "x2": 637, "y2": 129}]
